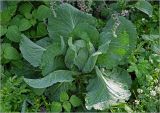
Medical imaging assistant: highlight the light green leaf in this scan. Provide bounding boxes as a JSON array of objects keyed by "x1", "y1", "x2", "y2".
[
  {"x1": 51, "y1": 102, "x2": 62, "y2": 112},
  {"x1": 82, "y1": 51, "x2": 102, "y2": 73},
  {"x1": 41, "y1": 36, "x2": 66, "y2": 75},
  {"x1": 20, "y1": 35, "x2": 46, "y2": 67},
  {"x1": 3, "y1": 46, "x2": 20, "y2": 60},
  {"x1": 60, "y1": 92, "x2": 69, "y2": 102},
  {"x1": 6, "y1": 25, "x2": 21, "y2": 42},
  {"x1": 48, "y1": 3, "x2": 96, "y2": 42},
  {"x1": 70, "y1": 95, "x2": 82, "y2": 107},
  {"x1": 135, "y1": 0, "x2": 153, "y2": 17},
  {"x1": 71, "y1": 23, "x2": 100, "y2": 47},
  {"x1": 74, "y1": 48, "x2": 89, "y2": 71},
  {"x1": 97, "y1": 16, "x2": 137, "y2": 68},
  {"x1": 85, "y1": 67, "x2": 132, "y2": 110},
  {"x1": 36, "y1": 5, "x2": 51, "y2": 21},
  {"x1": 63, "y1": 101, "x2": 71, "y2": 112},
  {"x1": 24, "y1": 70, "x2": 74, "y2": 88},
  {"x1": 19, "y1": 18, "x2": 32, "y2": 31}
]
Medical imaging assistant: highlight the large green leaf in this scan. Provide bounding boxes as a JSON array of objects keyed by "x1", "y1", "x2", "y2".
[
  {"x1": 135, "y1": 0, "x2": 153, "y2": 17},
  {"x1": 41, "y1": 36, "x2": 66, "y2": 75},
  {"x1": 24, "y1": 70, "x2": 74, "y2": 88},
  {"x1": 85, "y1": 67, "x2": 132, "y2": 110},
  {"x1": 48, "y1": 3, "x2": 96, "y2": 42},
  {"x1": 71, "y1": 23, "x2": 100, "y2": 47},
  {"x1": 97, "y1": 16, "x2": 137, "y2": 68},
  {"x1": 20, "y1": 35, "x2": 46, "y2": 67}
]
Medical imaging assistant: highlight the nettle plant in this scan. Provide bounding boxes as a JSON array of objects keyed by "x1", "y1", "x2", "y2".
[{"x1": 20, "y1": 3, "x2": 137, "y2": 110}]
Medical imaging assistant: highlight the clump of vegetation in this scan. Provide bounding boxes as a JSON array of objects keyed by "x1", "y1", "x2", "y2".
[{"x1": 0, "y1": 0, "x2": 159, "y2": 112}]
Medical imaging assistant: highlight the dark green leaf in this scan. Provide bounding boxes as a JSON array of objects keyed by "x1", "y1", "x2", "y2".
[
  {"x1": 3, "y1": 46, "x2": 20, "y2": 60},
  {"x1": 6, "y1": 25, "x2": 21, "y2": 42},
  {"x1": 19, "y1": 18, "x2": 32, "y2": 31},
  {"x1": 36, "y1": 5, "x2": 51, "y2": 21},
  {"x1": 85, "y1": 67, "x2": 132, "y2": 110},
  {"x1": 24, "y1": 70, "x2": 74, "y2": 88},
  {"x1": 135, "y1": 0, "x2": 153, "y2": 17},
  {"x1": 20, "y1": 35, "x2": 46, "y2": 67}
]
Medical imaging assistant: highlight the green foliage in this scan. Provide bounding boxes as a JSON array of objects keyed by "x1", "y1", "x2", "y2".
[
  {"x1": 1, "y1": 1, "x2": 158, "y2": 112},
  {"x1": 135, "y1": 0, "x2": 153, "y2": 17},
  {"x1": 69, "y1": 95, "x2": 82, "y2": 107}
]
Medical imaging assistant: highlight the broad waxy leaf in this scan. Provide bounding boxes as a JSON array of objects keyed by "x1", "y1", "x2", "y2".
[
  {"x1": 48, "y1": 3, "x2": 96, "y2": 42},
  {"x1": 135, "y1": 0, "x2": 153, "y2": 17},
  {"x1": 71, "y1": 23, "x2": 100, "y2": 47},
  {"x1": 20, "y1": 35, "x2": 46, "y2": 67},
  {"x1": 24, "y1": 70, "x2": 74, "y2": 88},
  {"x1": 85, "y1": 67, "x2": 132, "y2": 110},
  {"x1": 82, "y1": 51, "x2": 102, "y2": 73},
  {"x1": 41, "y1": 36, "x2": 66, "y2": 75},
  {"x1": 97, "y1": 16, "x2": 137, "y2": 68},
  {"x1": 65, "y1": 37, "x2": 77, "y2": 69}
]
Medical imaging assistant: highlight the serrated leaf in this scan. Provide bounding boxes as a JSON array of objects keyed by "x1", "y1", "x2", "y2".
[
  {"x1": 36, "y1": 5, "x2": 51, "y2": 21},
  {"x1": 9, "y1": 14, "x2": 23, "y2": 26},
  {"x1": 51, "y1": 102, "x2": 62, "y2": 112},
  {"x1": 19, "y1": 18, "x2": 32, "y2": 31},
  {"x1": 24, "y1": 70, "x2": 74, "y2": 88},
  {"x1": 60, "y1": 92, "x2": 69, "y2": 102},
  {"x1": 48, "y1": 3, "x2": 96, "y2": 42},
  {"x1": 3, "y1": 46, "x2": 20, "y2": 60},
  {"x1": 41, "y1": 36, "x2": 66, "y2": 75},
  {"x1": 70, "y1": 95, "x2": 82, "y2": 107},
  {"x1": 18, "y1": 2, "x2": 33, "y2": 16},
  {"x1": 135, "y1": 0, "x2": 153, "y2": 17},
  {"x1": 85, "y1": 67, "x2": 132, "y2": 110},
  {"x1": 20, "y1": 35, "x2": 46, "y2": 67},
  {"x1": 0, "y1": 25, "x2": 7, "y2": 37},
  {"x1": 6, "y1": 25, "x2": 21, "y2": 42},
  {"x1": 36, "y1": 22, "x2": 48, "y2": 37},
  {"x1": 63, "y1": 101, "x2": 71, "y2": 112}
]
